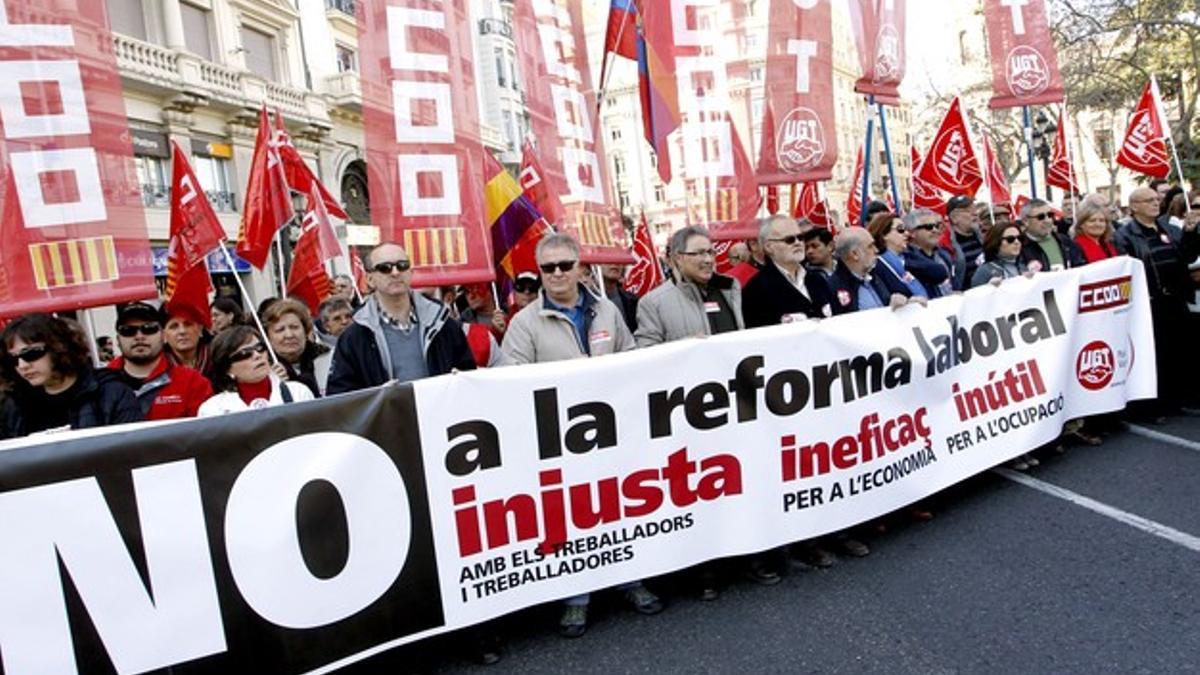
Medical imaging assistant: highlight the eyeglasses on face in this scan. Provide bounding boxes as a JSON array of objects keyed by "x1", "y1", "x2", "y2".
[
  {"x1": 912, "y1": 222, "x2": 942, "y2": 232},
  {"x1": 229, "y1": 343, "x2": 267, "y2": 363},
  {"x1": 539, "y1": 260, "x2": 577, "y2": 274},
  {"x1": 1028, "y1": 212, "x2": 1053, "y2": 221},
  {"x1": 116, "y1": 323, "x2": 162, "y2": 337},
  {"x1": 6, "y1": 345, "x2": 48, "y2": 364},
  {"x1": 514, "y1": 281, "x2": 540, "y2": 293},
  {"x1": 768, "y1": 235, "x2": 802, "y2": 245},
  {"x1": 1001, "y1": 235, "x2": 1022, "y2": 244},
  {"x1": 678, "y1": 249, "x2": 717, "y2": 257},
  {"x1": 372, "y1": 259, "x2": 412, "y2": 274}
]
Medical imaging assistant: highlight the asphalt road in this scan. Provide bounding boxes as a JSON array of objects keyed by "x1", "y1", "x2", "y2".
[{"x1": 351, "y1": 418, "x2": 1200, "y2": 675}]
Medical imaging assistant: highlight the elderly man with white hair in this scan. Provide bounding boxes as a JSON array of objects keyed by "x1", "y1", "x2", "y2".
[{"x1": 826, "y1": 227, "x2": 915, "y2": 315}]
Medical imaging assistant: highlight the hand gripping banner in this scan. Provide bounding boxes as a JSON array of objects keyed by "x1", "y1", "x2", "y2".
[
  {"x1": 0, "y1": 1, "x2": 155, "y2": 318},
  {"x1": 512, "y1": 0, "x2": 630, "y2": 264},
  {"x1": 0, "y1": 259, "x2": 1155, "y2": 673},
  {"x1": 983, "y1": 0, "x2": 1065, "y2": 109},
  {"x1": 358, "y1": 0, "x2": 493, "y2": 286},
  {"x1": 757, "y1": 0, "x2": 838, "y2": 184}
]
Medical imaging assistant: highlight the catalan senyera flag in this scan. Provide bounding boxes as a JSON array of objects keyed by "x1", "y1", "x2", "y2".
[
  {"x1": 484, "y1": 152, "x2": 549, "y2": 280},
  {"x1": 165, "y1": 141, "x2": 226, "y2": 328},
  {"x1": 236, "y1": 106, "x2": 295, "y2": 269}
]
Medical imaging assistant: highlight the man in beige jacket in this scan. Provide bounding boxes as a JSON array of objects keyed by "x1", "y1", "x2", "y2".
[{"x1": 500, "y1": 233, "x2": 660, "y2": 638}]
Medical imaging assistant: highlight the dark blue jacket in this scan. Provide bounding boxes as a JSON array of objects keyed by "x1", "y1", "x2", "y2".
[
  {"x1": 1, "y1": 368, "x2": 142, "y2": 439},
  {"x1": 902, "y1": 246, "x2": 955, "y2": 298},
  {"x1": 827, "y1": 261, "x2": 911, "y2": 315},
  {"x1": 741, "y1": 260, "x2": 834, "y2": 327}
]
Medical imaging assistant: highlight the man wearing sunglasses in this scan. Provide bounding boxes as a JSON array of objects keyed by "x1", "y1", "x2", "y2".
[
  {"x1": 902, "y1": 208, "x2": 961, "y2": 297},
  {"x1": 1114, "y1": 187, "x2": 1200, "y2": 416},
  {"x1": 326, "y1": 243, "x2": 475, "y2": 395},
  {"x1": 1018, "y1": 199, "x2": 1086, "y2": 273},
  {"x1": 947, "y1": 195, "x2": 985, "y2": 284},
  {"x1": 107, "y1": 302, "x2": 212, "y2": 420},
  {"x1": 741, "y1": 216, "x2": 834, "y2": 328}
]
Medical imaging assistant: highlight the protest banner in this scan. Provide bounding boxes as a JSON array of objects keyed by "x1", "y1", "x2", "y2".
[
  {"x1": 0, "y1": 1, "x2": 156, "y2": 318},
  {"x1": 0, "y1": 258, "x2": 1154, "y2": 674}
]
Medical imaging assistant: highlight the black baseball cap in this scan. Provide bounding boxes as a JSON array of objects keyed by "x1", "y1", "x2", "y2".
[
  {"x1": 116, "y1": 301, "x2": 165, "y2": 326},
  {"x1": 946, "y1": 195, "x2": 974, "y2": 214}
]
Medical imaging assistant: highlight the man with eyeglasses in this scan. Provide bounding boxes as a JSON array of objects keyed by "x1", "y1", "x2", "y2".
[
  {"x1": 1114, "y1": 187, "x2": 1200, "y2": 417},
  {"x1": 326, "y1": 242, "x2": 475, "y2": 395},
  {"x1": 635, "y1": 225, "x2": 745, "y2": 345},
  {"x1": 1018, "y1": 198, "x2": 1086, "y2": 273},
  {"x1": 741, "y1": 215, "x2": 833, "y2": 328},
  {"x1": 107, "y1": 301, "x2": 212, "y2": 420},
  {"x1": 902, "y1": 208, "x2": 961, "y2": 297}
]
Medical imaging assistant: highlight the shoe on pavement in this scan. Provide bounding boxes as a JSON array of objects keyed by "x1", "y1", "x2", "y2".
[
  {"x1": 625, "y1": 586, "x2": 664, "y2": 615},
  {"x1": 909, "y1": 507, "x2": 934, "y2": 522},
  {"x1": 744, "y1": 562, "x2": 782, "y2": 585},
  {"x1": 1024, "y1": 454, "x2": 1040, "y2": 467},
  {"x1": 793, "y1": 544, "x2": 836, "y2": 569},
  {"x1": 836, "y1": 536, "x2": 870, "y2": 558},
  {"x1": 559, "y1": 604, "x2": 588, "y2": 638},
  {"x1": 1009, "y1": 457, "x2": 1029, "y2": 471}
]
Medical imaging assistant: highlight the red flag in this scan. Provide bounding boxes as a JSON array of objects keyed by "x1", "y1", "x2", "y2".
[
  {"x1": 287, "y1": 188, "x2": 339, "y2": 315},
  {"x1": 766, "y1": 186, "x2": 780, "y2": 215},
  {"x1": 624, "y1": 214, "x2": 664, "y2": 297},
  {"x1": 984, "y1": 0, "x2": 1065, "y2": 109},
  {"x1": 351, "y1": 251, "x2": 369, "y2": 295},
  {"x1": 638, "y1": 3, "x2": 682, "y2": 185},
  {"x1": 165, "y1": 141, "x2": 226, "y2": 327},
  {"x1": 713, "y1": 240, "x2": 736, "y2": 274},
  {"x1": 1116, "y1": 80, "x2": 1172, "y2": 179},
  {"x1": 603, "y1": 0, "x2": 639, "y2": 62},
  {"x1": 981, "y1": 134, "x2": 1015, "y2": 217},
  {"x1": 911, "y1": 145, "x2": 948, "y2": 215},
  {"x1": 758, "y1": 0, "x2": 838, "y2": 184},
  {"x1": 0, "y1": 1, "x2": 156, "y2": 320},
  {"x1": 848, "y1": 0, "x2": 908, "y2": 106},
  {"x1": 916, "y1": 97, "x2": 984, "y2": 197},
  {"x1": 794, "y1": 182, "x2": 831, "y2": 227},
  {"x1": 885, "y1": 189, "x2": 898, "y2": 214},
  {"x1": 359, "y1": 1, "x2": 494, "y2": 286},
  {"x1": 705, "y1": 119, "x2": 763, "y2": 241},
  {"x1": 236, "y1": 106, "x2": 295, "y2": 269},
  {"x1": 273, "y1": 111, "x2": 348, "y2": 220},
  {"x1": 1046, "y1": 108, "x2": 1081, "y2": 195},
  {"x1": 513, "y1": 0, "x2": 631, "y2": 264},
  {"x1": 519, "y1": 141, "x2": 566, "y2": 228},
  {"x1": 847, "y1": 145, "x2": 868, "y2": 227}
]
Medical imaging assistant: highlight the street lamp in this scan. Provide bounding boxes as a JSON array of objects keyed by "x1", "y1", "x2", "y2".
[{"x1": 1031, "y1": 111, "x2": 1057, "y2": 201}]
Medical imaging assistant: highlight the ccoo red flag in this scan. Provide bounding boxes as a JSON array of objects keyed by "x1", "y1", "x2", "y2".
[
  {"x1": 624, "y1": 213, "x2": 664, "y2": 297},
  {"x1": 981, "y1": 134, "x2": 1015, "y2": 218},
  {"x1": 1045, "y1": 108, "x2": 1081, "y2": 195},
  {"x1": 287, "y1": 186, "x2": 340, "y2": 315},
  {"x1": 273, "y1": 110, "x2": 348, "y2": 220},
  {"x1": 794, "y1": 182, "x2": 831, "y2": 228},
  {"x1": 236, "y1": 106, "x2": 296, "y2": 269},
  {"x1": 165, "y1": 141, "x2": 226, "y2": 327},
  {"x1": 1116, "y1": 81, "x2": 1172, "y2": 180},
  {"x1": 916, "y1": 97, "x2": 984, "y2": 197},
  {"x1": 519, "y1": 141, "x2": 566, "y2": 228}
]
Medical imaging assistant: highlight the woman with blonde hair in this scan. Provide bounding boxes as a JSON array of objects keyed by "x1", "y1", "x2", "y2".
[{"x1": 1071, "y1": 199, "x2": 1118, "y2": 263}]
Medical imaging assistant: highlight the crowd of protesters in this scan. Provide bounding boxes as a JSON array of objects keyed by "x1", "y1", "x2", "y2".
[{"x1": 2, "y1": 182, "x2": 1199, "y2": 663}]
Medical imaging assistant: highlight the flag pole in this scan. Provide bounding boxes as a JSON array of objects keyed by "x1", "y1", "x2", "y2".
[
  {"x1": 1061, "y1": 103, "x2": 1079, "y2": 224},
  {"x1": 1151, "y1": 75, "x2": 1192, "y2": 213},
  {"x1": 860, "y1": 95, "x2": 876, "y2": 225},
  {"x1": 1022, "y1": 105, "x2": 1039, "y2": 200},
  {"x1": 876, "y1": 101, "x2": 903, "y2": 215},
  {"x1": 219, "y1": 244, "x2": 280, "y2": 364},
  {"x1": 273, "y1": 229, "x2": 288, "y2": 298},
  {"x1": 596, "y1": 7, "x2": 633, "y2": 116}
]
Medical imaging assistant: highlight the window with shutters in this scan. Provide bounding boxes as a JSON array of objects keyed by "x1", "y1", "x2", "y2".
[
  {"x1": 241, "y1": 26, "x2": 277, "y2": 81},
  {"x1": 107, "y1": 0, "x2": 147, "y2": 40},
  {"x1": 181, "y1": 2, "x2": 214, "y2": 61}
]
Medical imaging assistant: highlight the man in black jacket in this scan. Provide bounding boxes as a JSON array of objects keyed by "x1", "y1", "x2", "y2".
[
  {"x1": 326, "y1": 243, "x2": 475, "y2": 395},
  {"x1": 1115, "y1": 187, "x2": 1200, "y2": 414},
  {"x1": 1018, "y1": 198, "x2": 1087, "y2": 272},
  {"x1": 743, "y1": 215, "x2": 834, "y2": 327},
  {"x1": 827, "y1": 228, "x2": 915, "y2": 315}
]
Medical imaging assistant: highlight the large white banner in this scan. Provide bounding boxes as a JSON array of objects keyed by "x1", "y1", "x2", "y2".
[{"x1": 0, "y1": 259, "x2": 1153, "y2": 674}]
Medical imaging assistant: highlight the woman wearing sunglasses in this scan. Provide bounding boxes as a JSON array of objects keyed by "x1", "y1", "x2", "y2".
[
  {"x1": 868, "y1": 213, "x2": 930, "y2": 297},
  {"x1": 971, "y1": 224, "x2": 1029, "y2": 288},
  {"x1": 198, "y1": 326, "x2": 314, "y2": 417},
  {"x1": 1, "y1": 313, "x2": 142, "y2": 439}
]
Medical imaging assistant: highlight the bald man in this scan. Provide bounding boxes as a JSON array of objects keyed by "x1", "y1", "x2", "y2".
[{"x1": 1114, "y1": 187, "x2": 1200, "y2": 416}]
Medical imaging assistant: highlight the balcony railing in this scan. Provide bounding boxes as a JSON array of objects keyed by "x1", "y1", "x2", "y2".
[
  {"x1": 326, "y1": 0, "x2": 355, "y2": 15},
  {"x1": 141, "y1": 184, "x2": 238, "y2": 213}
]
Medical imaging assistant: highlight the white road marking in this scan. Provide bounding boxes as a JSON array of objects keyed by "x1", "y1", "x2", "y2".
[
  {"x1": 1126, "y1": 424, "x2": 1200, "y2": 454},
  {"x1": 995, "y1": 468, "x2": 1200, "y2": 554}
]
